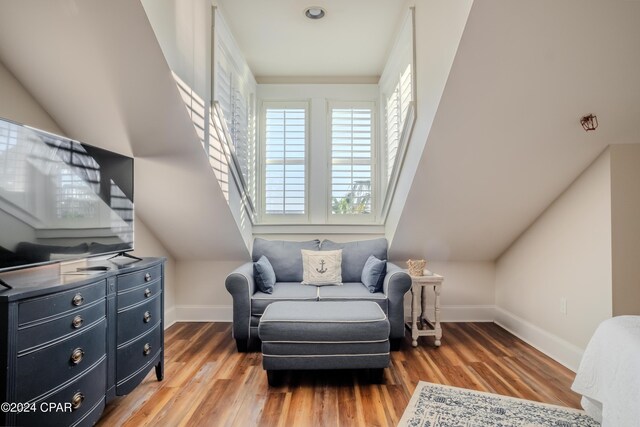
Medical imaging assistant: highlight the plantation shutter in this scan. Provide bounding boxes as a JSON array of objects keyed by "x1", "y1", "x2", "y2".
[
  {"x1": 331, "y1": 106, "x2": 373, "y2": 215},
  {"x1": 232, "y1": 87, "x2": 249, "y2": 179},
  {"x1": 264, "y1": 107, "x2": 306, "y2": 214},
  {"x1": 215, "y1": 42, "x2": 253, "y2": 189},
  {"x1": 216, "y1": 50, "x2": 233, "y2": 134},
  {"x1": 385, "y1": 64, "x2": 412, "y2": 182}
]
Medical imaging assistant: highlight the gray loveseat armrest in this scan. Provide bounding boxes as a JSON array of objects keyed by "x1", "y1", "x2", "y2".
[
  {"x1": 383, "y1": 262, "x2": 412, "y2": 341},
  {"x1": 225, "y1": 262, "x2": 256, "y2": 352}
]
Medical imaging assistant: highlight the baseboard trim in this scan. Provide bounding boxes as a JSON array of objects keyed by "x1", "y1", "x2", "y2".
[
  {"x1": 170, "y1": 303, "x2": 583, "y2": 371},
  {"x1": 403, "y1": 304, "x2": 495, "y2": 323},
  {"x1": 164, "y1": 306, "x2": 177, "y2": 329},
  {"x1": 494, "y1": 306, "x2": 583, "y2": 372},
  {"x1": 175, "y1": 304, "x2": 233, "y2": 322},
  {"x1": 175, "y1": 304, "x2": 495, "y2": 325}
]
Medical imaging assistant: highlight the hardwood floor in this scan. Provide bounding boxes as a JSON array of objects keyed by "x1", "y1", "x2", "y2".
[{"x1": 97, "y1": 322, "x2": 582, "y2": 427}]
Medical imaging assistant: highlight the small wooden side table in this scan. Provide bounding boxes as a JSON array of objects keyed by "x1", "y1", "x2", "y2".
[{"x1": 406, "y1": 271, "x2": 444, "y2": 347}]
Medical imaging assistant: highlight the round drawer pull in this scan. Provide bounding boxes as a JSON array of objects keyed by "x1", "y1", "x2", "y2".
[
  {"x1": 71, "y1": 392, "x2": 84, "y2": 410},
  {"x1": 72, "y1": 293, "x2": 84, "y2": 306},
  {"x1": 143, "y1": 343, "x2": 151, "y2": 356},
  {"x1": 70, "y1": 348, "x2": 84, "y2": 365},
  {"x1": 144, "y1": 273, "x2": 152, "y2": 282},
  {"x1": 144, "y1": 288, "x2": 152, "y2": 298},
  {"x1": 72, "y1": 315, "x2": 83, "y2": 329},
  {"x1": 143, "y1": 311, "x2": 152, "y2": 323}
]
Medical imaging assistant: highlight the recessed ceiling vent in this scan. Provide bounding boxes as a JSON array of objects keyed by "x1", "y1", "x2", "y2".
[{"x1": 304, "y1": 7, "x2": 326, "y2": 20}]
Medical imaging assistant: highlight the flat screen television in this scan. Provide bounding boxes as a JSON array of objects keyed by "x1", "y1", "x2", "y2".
[{"x1": 0, "y1": 117, "x2": 134, "y2": 272}]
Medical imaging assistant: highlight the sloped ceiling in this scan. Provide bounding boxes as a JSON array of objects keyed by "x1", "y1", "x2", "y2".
[
  {"x1": 390, "y1": 0, "x2": 640, "y2": 261},
  {"x1": 216, "y1": 0, "x2": 407, "y2": 79},
  {"x1": 0, "y1": 0, "x2": 250, "y2": 260}
]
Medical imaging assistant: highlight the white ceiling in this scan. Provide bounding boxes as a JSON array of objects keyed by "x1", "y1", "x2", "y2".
[
  {"x1": 216, "y1": 0, "x2": 407, "y2": 79},
  {"x1": 390, "y1": 0, "x2": 640, "y2": 262}
]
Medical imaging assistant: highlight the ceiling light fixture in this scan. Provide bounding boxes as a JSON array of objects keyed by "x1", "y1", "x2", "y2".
[
  {"x1": 304, "y1": 7, "x2": 326, "y2": 20},
  {"x1": 580, "y1": 114, "x2": 598, "y2": 131}
]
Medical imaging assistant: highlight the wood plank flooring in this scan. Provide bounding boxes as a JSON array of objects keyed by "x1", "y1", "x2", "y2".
[{"x1": 97, "y1": 322, "x2": 582, "y2": 426}]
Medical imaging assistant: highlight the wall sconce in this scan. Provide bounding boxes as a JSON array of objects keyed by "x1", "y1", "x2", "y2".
[{"x1": 580, "y1": 114, "x2": 598, "y2": 131}]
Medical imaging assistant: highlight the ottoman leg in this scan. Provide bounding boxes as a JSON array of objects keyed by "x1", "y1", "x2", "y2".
[
  {"x1": 369, "y1": 368, "x2": 384, "y2": 384},
  {"x1": 267, "y1": 370, "x2": 281, "y2": 387}
]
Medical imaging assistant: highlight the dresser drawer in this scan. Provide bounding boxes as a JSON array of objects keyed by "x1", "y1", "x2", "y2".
[
  {"x1": 117, "y1": 264, "x2": 161, "y2": 291},
  {"x1": 17, "y1": 357, "x2": 106, "y2": 427},
  {"x1": 18, "y1": 300, "x2": 106, "y2": 352},
  {"x1": 18, "y1": 280, "x2": 106, "y2": 326},
  {"x1": 117, "y1": 292, "x2": 162, "y2": 344},
  {"x1": 117, "y1": 323, "x2": 161, "y2": 382},
  {"x1": 117, "y1": 277, "x2": 161, "y2": 310},
  {"x1": 16, "y1": 318, "x2": 107, "y2": 402}
]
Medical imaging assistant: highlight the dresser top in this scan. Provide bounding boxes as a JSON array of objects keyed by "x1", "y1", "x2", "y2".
[{"x1": 0, "y1": 257, "x2": 164, "y2": 302}]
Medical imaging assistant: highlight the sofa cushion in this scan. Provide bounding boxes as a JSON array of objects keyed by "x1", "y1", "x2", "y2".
[
  {"x1": 318, "y1": 282, "x2": 388, "y2": 313},
  {"x1": 254, "y1": 256, "x2": 276, "y2": 294},
  {"x1": 320, "y1": 238, "x2": 387, "y2": 282},
  {"x1": 361, "y1": 255, "x2": 387, "y2": 293},
  {"x1": 252, "y1": 238, "x2": 320, "y2": 282},
  {"x1": 251, "y1": 282, "x2": 318, "y2": 316},
  {"x1": 301, "y1": 249, "x2": 342, "y2": 286}
]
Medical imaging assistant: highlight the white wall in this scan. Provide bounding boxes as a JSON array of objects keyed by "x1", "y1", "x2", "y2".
[
  {"x1": 385, "y1": 0, "x2": 473, "y2": 249},
  {"x1": 0, "y1": 61, "x2": 62, "y2": 134},
  {"x1": 142, "y1": 0, "x2": 254, "y2": 252},
  {"x1": 0, "y1": 58, "x2": 178, "y2": 325},
  {"x1": 141, "y1": 0, "x2": 210, "y2": 100},
  {"x1": 395, "y1": 260, "x2": 496, "y2": 322},
  {"x1": 610, "y1": 144, "x2": 640, "y2": 316},
  {"x1": 495, "y1": 149, "x2": 613, "y2": 370},
  {"x1": 132, "y1": 216, "x2": 177, "y2": 327},
  {"x1": 174, "y1": 260, "x2": 244, "y2": 321}
]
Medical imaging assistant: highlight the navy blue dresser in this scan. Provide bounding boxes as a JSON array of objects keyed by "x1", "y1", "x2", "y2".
[{"x1": 0, "y1": 258, "x2": 165, "y2": 427}]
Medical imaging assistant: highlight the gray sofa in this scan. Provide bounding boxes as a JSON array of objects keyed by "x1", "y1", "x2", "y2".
[{"x1": 225, "y1": 237, "x2": 412, "y2": 352}]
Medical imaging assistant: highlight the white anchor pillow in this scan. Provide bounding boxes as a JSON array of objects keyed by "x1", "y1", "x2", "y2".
[{"x1": 301, "y1": 249, "x2": 343, "y2": 286}]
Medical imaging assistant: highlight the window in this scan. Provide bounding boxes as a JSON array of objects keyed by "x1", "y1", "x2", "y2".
[
  {"x1": 378, "y1": 8, "x2": 416, "y2": 220},
  {"x1": 330, "y1": 104, "x2": 374, "y2": 216},
  {"x1": 384, "y1": 64, "x2": 412, "y2": 182},
  {"x1": 213, "y1": 9, "x2": 258, "y2": 217},
  {"x1": 262, "y1": 103, "x2": 307, "y2": 217},
  {"x1": 215, "y1": 43, "x2": 253, "y2": 189}
]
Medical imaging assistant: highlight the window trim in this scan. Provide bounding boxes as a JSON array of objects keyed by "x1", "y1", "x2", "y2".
[
  {"x1": 325, "y1": 100, "x2": 377, "y2": 224},
  {"x1": 258, "y1": 100, "x2": 311, "y2": 224},
  {"x1": 379, "y1": 7, "x2": 417, "y2": 223}
]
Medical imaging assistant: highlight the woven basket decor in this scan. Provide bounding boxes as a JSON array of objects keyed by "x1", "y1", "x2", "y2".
[{"x1": 407, "y1": 259, "x2": 426, "y2": 276}]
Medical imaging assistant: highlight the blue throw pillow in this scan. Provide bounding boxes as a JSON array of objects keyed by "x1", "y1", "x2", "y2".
[
  {"x1": 361, "y1": 255, "x2": 387, "y2": 293},
  {"x1": 254, "y1": 255, "x2": 276, "y2": 294}
]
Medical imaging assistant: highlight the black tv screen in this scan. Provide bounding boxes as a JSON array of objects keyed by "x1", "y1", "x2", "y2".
[{"x1": 0, "y1": 118, "x2": 134, "y2": 272}]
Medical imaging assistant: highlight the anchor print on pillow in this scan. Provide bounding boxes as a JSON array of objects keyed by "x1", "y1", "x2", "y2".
[{"x1": 301, "y1": 249, "x2": 343, "y2": 286}]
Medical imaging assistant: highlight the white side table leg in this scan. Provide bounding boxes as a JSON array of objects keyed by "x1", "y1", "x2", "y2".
[
  {"x1": 434, "y1": 285, "x2": 442, "y2": 347},
  {"x1": 411, "y1": 284, "x2": 419, "y2": 347}
]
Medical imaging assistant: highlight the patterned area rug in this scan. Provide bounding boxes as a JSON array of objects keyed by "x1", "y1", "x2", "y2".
[{"x1": 398, "y1": 382, "x2": 600, "y2": 427}]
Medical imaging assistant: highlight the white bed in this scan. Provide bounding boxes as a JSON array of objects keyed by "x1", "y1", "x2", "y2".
[{"x1": 572, "y1": 315, "x2": 640, "y2": 427}]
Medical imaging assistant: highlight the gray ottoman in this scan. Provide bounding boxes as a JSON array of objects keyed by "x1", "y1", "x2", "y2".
[{"x1": 258, "y1": 301, "x2": 390, "y2": 385}]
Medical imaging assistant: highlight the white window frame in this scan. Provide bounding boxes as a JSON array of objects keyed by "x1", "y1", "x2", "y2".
[
  {"x1": 326, "y1": 100, "x2": 377, "y2": 224},
  {"x1": 212, "y1": 6, "x2": 258, "y2": 223},
  {"x1": 379, "y1": 7, "x2": 416, "y2": 221},
  {"x1": 258, "y1": 100, "x2": 310, "y2": 224}
]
